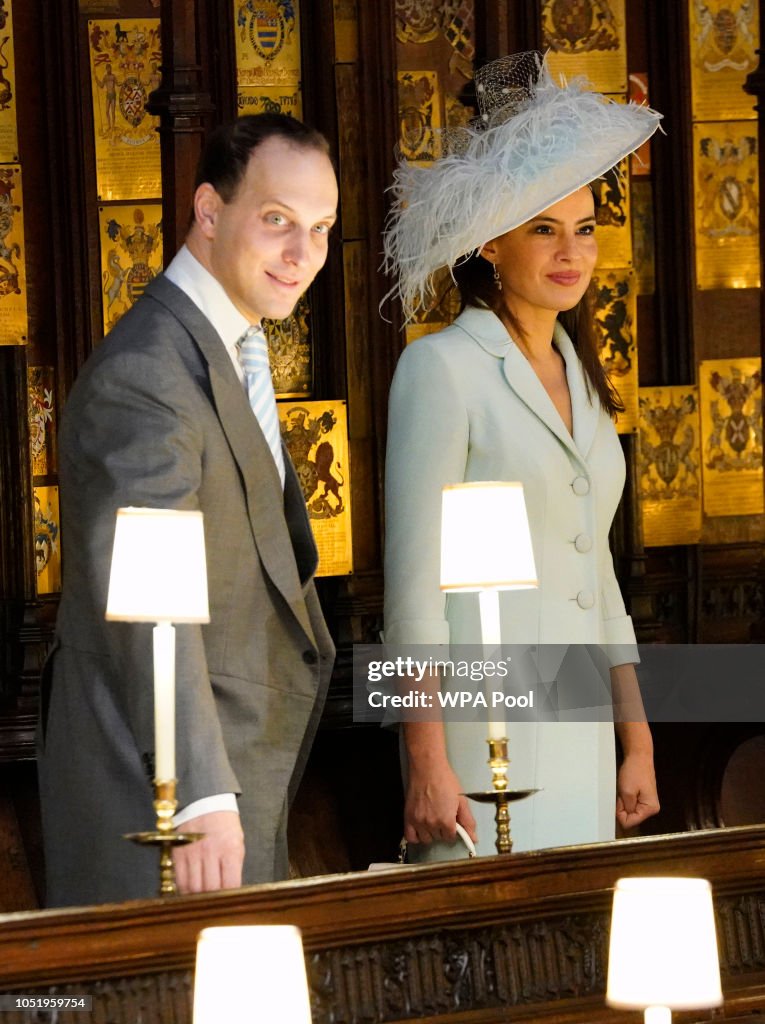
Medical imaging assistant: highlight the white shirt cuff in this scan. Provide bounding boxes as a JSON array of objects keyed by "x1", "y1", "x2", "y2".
[{"x1": 173, "y1": 793, "x2": 239, "y2": 827}]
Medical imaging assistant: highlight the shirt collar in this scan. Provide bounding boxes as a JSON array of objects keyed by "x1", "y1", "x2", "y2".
[{"x1": 164, "y1": 244, "x2": 253, "y2": 359}]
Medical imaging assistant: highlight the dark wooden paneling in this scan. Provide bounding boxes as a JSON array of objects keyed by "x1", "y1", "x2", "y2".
[
  {"x1": 42, "y1": 1, "x2": 91, "y2": 392},
  {"x1": 0, "y1": 793, "x2": 36, "y2": 911},
  {"x1": 147, "y1": 0, "x2": 215, "y2": 260},
  {"x1": 200, "y1": 0, "x2": 237, "y2": 123},
  {"x1": 335, "y1": 63, "x2": 365, "y2": 242},
  {"x1": 357, "y1": 0, "x2": 402, "y2": 437},
  {"x1": 645, "y1": 1, "x2": 694, "y2": 386},
  {"x1": 1, "y1": 0, "x2": 70, "y2": 760},
  {"x1": 486, "y1": 0, "x2": 541, "y2": 58},
  {"x1": 2, "y1": 829, "x2": 765, "y2": 1023},
  {"x1": 0, "y1": 762, "x2": 41, "y2": 909},
  {"x1": 0, "y1": 349, "x2": 32, "y2": 683}
]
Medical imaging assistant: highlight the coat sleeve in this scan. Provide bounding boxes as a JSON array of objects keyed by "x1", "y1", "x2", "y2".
[
  {"x1": 60, "y1": 343, "x2": 241, "y2": 803},
  {"x1": 383, "y1": 336, "x2": 469, "y2": 646},
  {"x1": 599, "y1": 545, "x2": 639, "y2": 667}
]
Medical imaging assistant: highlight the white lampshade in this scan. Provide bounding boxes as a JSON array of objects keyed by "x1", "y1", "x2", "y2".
[
  {"x1": 105, "y1": 507, "x2": 210, "y2": 623},
  {"x1": 606, "y1": 877, "x2": 723, "y2": 1010},
  {"x1": 193, "y1": 926, "x2": 312, "y2": 1024},
  {"x1": 440, "y1": 482, "x2": 538, "y2": 592}
]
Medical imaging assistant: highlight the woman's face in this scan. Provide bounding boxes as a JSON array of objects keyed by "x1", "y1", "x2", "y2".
[{"x1": 482, "y1": 187, "x2": 597, "y2": 320}]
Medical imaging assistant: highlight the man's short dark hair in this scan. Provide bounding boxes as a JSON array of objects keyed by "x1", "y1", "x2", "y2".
[{"x1": 194, "y1": 114, "x2": 330, "y2": 203}]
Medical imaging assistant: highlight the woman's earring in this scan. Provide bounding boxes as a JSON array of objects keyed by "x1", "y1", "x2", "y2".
[{"x1": 493, "y1": 264, "x2": 502, "y2": 291}]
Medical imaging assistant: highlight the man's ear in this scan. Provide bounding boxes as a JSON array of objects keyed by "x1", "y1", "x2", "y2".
[{"x1": 193, "y1": 183, "x2": 220, "y2": 239}]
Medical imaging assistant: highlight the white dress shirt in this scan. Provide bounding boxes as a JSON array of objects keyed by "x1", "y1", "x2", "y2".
[
  {"x1": 164, "y1": 245, "x2": 251, "y2": 826},
  {"x1": 165, "y1": 243, "x2": 249, "y2": 382}
]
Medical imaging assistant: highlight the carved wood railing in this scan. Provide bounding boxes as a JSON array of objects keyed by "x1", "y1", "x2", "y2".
[{"x1": 1, "y1": 828, "x2": 765, "y2": 1023}]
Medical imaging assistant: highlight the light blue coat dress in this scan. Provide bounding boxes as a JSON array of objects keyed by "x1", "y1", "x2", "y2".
[{"x1": 384, "y1": 306, "x2": 638, "y2": 859}]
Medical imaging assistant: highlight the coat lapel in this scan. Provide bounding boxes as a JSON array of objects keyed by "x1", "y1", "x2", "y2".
[
  {"x1": 145, "y1": 276, "x2": 316, "y2": 643},
  {"x1": 553, "y1": 322, "x2": 600, "y2": 460},
  {"x1": 455, "y1": 307, "x2": 596, "y2": 465}
]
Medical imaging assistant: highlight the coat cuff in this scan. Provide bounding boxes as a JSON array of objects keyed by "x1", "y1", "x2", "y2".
[{"x1": 603, "y1": 614, "x2": 639, "y2": 666}]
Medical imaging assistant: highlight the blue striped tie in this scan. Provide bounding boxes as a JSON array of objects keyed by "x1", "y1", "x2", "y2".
[{"x1": 237, "y1": 325, "x2": 286, "y2": 487}]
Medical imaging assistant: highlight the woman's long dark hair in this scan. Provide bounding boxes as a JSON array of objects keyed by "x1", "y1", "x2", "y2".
[{"x1": 447, "y1": 254, "x2": 624, "y2": 418}]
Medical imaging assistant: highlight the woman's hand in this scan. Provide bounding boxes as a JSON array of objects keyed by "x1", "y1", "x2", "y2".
[
  {"x1": 403, "y1": 718, "x2": 478, "y2": 846},
  {"x1": 616, "y1": 749, "x2": 660, "y2": 829},
  {"x1": 612, "y1": 665, "x2": 660, "y2": 829},
  {"x1": 404, "y1": 759, "x2": 477, "y2": 845}
]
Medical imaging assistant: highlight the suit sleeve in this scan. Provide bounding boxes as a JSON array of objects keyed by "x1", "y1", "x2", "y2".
[
  {"x1": 62, "y1": 344, "x2": 241, "y2": 803},
  {"x1": 384, "y1": 337, "x2": 469, "y2": 645}
]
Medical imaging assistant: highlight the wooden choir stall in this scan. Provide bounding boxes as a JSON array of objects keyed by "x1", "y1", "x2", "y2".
[{"x1": 0, "y1": 1, "x2": 764, "y2": 1022}]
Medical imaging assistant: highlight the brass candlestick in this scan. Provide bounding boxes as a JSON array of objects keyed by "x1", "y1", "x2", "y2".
[
  {"x1": 124, "y1": 779, "x2": 203, "y2": 896},
  {"x1": 464, "y1": 738, "x2": 538, "y2": 854}
]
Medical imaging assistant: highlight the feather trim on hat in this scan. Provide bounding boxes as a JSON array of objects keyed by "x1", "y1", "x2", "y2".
[{"x1": 383, "y1": 54, "x2": 662, "y2": 321}]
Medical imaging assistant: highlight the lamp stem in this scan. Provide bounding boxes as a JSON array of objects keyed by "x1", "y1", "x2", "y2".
[
  {"x1": 153, "y1": 622, "x2": 176, "y2": 782},
  {"x1": 644, "y1": 1007, "x2": 671, "y2": 1024},
  {"x1": 478, "y1": 589, "x2": 501, "y2": 646},
  {"x1": 479, "y1": 589, "x2": 504, "y2": 740}
]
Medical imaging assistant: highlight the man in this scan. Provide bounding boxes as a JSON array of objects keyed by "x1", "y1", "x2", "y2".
[{"x1": 38, "y1": 114, "x2": 338, "y2": 906}]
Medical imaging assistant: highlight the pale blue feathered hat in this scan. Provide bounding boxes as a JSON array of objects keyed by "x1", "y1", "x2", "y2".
[{"x1": 383, "y1": 51, "x2": 663, "y2": 321}]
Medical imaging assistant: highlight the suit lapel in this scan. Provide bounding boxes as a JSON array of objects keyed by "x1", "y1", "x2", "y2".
[
  {"x1": 145, "y1": 276, "x2": 316, "y2": 642},
  {"x1": 455, "y1": 307, "x2": 596, "y2": 466},
  {"x1": 283, "y1": 455, "x2": 319, "y2": 584}
]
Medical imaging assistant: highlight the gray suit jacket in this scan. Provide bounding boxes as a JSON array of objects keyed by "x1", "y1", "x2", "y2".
[{"x1": 38, "y1": 275, "x2": 334, "y2": 906}]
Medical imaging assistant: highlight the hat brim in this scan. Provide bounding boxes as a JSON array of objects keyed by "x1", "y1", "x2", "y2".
[
  {"x1": 383, "y1": 59, "x2": 663, "y2": 320},
  {"x1": 475, "y1": 119, "x2": 658, "y2": 249}
]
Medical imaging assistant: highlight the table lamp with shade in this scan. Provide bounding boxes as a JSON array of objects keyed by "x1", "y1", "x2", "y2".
[
  {"x1": 105, "y1": 506, "x2": 210, "y2": 896},
  {"x1": 193, "y1": 926, "x2": 312, "y2": 1024},
  {"x1": 607, "y1": 877, "x2": 723, "y2": 1024},
  {"x1": 439, "y1": 481, "x2": 539, "y2": 853}
]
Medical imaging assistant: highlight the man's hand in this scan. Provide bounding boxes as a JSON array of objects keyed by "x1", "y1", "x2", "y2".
[{"x1": 173, "y1": 810, "x2": 245, "y2": 894}]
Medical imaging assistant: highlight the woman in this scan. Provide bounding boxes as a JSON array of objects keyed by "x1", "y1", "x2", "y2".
[{"x1": 383, "y1": 52, "x2": 661, "y2": 860}]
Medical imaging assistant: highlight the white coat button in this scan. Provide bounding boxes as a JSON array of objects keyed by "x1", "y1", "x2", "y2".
[
  {"x1": 572, "y1": 476, "x2": 590, "y2": 496},
  {"x1": 574, "y1": 533, "x2": 592, "y2": 553},
  {"x1": 576, "y1": 590, "x2": 595, "y2": 609}
]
